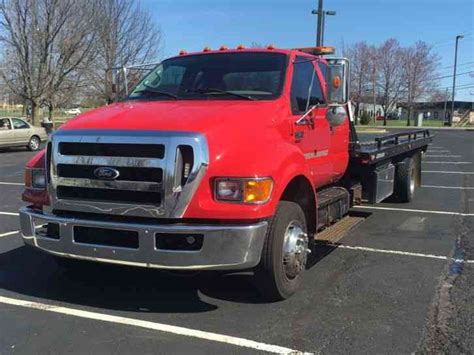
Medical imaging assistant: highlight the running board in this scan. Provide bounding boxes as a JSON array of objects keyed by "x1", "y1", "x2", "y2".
[{"x1": 315, "y1": 215, "x2": 365, "y2": 243}]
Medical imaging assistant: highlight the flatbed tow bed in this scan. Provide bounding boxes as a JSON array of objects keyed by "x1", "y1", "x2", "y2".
[
  {"x1": 351, "y1": 129, "x2": 432, "y2": 165},
  {"x1": 346, "y1": 128, "x2": 432, "y2": 204}
]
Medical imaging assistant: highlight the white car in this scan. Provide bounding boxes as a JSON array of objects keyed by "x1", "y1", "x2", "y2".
[
  {"x1": 0, "y1": 117, "x2": 48, "y2": 151},
  {"x1": 64, "y1": 108, "x2": 81, "y2": 115}
]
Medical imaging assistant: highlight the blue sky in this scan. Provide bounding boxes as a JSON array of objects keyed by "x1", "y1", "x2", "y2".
[{"x1": 143, "y1": 0, "x2": 473, "y2": 100}]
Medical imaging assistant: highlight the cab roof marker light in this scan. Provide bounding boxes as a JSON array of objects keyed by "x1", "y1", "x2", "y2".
[
  {"x1": 219, "y1": 45, "x2": 228, "y2": 51},
  {"x1": 202, "y1": 47, "x2": 211, "y2": 52},
  {"x1": 293, "y1": 46, "x2": 336, "y2": 55},
  {"x1": 266, "y1": 44, "x2": 275, "y2": 50},
  {"x1": 236, "y1": 44, "x2": 246, "y2": 50},
  {"x1": 179, "y1": 49, "x2": 187, "y2": 56}
]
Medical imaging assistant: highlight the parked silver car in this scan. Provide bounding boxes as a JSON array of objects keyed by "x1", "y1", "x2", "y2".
[{"x1": 0, "y1": 117, "x2": 48, "y2": 151}]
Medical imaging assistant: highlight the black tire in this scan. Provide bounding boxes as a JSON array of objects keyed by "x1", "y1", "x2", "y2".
[
  {"x1": 255, "y1": 201, "x2": 308, "y2": 301},
  {"x1": 395, "y1": 156, "x2": 416, "y2": 202},
  {"x1": 27, "y1": 135, "x2": 40, "y2": 151}
]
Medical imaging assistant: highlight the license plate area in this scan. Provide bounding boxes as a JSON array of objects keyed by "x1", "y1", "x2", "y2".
[{"x1": 73, "y1": 226, "x2": 139, "y2": 249}]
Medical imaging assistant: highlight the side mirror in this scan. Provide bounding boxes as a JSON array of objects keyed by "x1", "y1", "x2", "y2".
[
  {"x1": 326, "y1": 58, "x2": 350, "y2": 105},
  {"x1": 326, "y1": 104, "x2": 347, "y2": 127}
]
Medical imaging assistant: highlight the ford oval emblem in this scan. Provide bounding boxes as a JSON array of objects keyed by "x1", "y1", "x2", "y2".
[{"x1": 93, "y1": 167, "x2": 120, "y2": 180}]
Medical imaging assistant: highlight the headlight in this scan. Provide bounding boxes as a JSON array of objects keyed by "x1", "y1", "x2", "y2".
[
  {"x1": 215, "y1": 178, "x2": 273, "y2": 204},
  {"x1": 25, "y1": 168, "x2": 46, "y2": 189}
]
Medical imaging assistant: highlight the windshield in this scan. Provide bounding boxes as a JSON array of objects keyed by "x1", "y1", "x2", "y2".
[{"x1": 129, "y1": 52, "x2": 288, "y2": 101}]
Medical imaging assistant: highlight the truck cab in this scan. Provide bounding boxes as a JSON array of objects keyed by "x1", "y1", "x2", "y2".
[{"x1": 19, "y1": 45, "x2": 429, "y2": 300}]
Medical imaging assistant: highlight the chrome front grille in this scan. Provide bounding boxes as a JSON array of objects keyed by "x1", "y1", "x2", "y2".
[{"x1": 46, "y1": 130, "x2": 208, "y2": 218}]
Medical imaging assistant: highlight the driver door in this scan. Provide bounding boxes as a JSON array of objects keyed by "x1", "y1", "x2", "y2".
[
  {"x1": 290, "y1": 56, "x2": 331, "y2": 187},
  {"x1": 11, "y1": 118, "x2": 31, "y2": 144}
]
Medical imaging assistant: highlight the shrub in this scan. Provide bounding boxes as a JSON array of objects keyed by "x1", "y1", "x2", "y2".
[{"x1": 359, "y1": 111, "x2": 371, "y2": 125}]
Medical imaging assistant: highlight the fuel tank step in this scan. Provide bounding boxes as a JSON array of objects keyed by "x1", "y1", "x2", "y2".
[
  {"x1": 315, "y1": 215, "x2": 365, "y2": 244},
  {"x1": 316, "y1": 187, "x2": 350, "y2": 230}
]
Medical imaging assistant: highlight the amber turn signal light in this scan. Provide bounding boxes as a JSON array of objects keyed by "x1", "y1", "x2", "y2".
[
  {"x1": 243, "y1": 179, "x2": 273, "y2": 203},
  {"x1": 215, "y1": 178, "x2": 273, "y2": 204}
]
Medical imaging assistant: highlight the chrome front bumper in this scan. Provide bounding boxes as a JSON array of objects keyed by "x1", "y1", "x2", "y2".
[{"x1": 19, "y1": 207, "x2": 268, "y2": 270}]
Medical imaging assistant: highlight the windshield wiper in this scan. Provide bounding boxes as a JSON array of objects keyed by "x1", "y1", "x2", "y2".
[
  {"x1": 134, "y1": 86, "x2": 179, "y2": 99},
  {"x1": 187, "y1": 88, "x2": 256, "y2": 101}
]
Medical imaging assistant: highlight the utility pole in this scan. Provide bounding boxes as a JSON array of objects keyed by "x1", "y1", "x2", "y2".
[
  {"x1": 442, "y1": 87, "x2": 449, "y2": 123},
  {"x1": 311, "y1": 1, "x2": 336, "y2": 46},
  {"x1": 450, "y1": 34, "x2": 464, "y2": 126},
  {"x1": 315, "y1": 0, "x2": 323, "y2": 46}
]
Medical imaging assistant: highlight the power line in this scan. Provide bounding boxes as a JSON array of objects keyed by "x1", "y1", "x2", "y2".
[
  {"x1": 432, "y1": 33, "x2": 473, "y2": 48},
  {"x1": 438, "y1": 61, "x2": 474, "y2": 71},
  {"x1": 431, "y1": 70, "x2": 473, "y2": 81},
  {"x1": 430, "y1": 30, "x2": 472, "y2": 47}
]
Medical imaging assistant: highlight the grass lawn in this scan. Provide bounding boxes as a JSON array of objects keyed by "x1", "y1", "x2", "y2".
[
  {"x1": 358, "y1": 119, "x2": 446, "y2": 128},
  {"x1": 0, "y1": 108, "x2": 23, "y2": 117}
]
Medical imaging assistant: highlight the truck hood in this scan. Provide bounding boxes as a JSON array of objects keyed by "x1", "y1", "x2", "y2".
[{"x1": 61, "y1": 100, "x2": 284, "y2": 136}]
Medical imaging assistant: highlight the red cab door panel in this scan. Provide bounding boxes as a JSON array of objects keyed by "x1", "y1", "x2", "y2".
[{"x1": 290, "y1": 56, "x2": 332, "y2": 188}]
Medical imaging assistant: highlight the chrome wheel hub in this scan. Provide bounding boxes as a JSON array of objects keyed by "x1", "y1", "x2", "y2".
[{"x1": 282, "y1": 221, "x2": 309, "y2": 280}]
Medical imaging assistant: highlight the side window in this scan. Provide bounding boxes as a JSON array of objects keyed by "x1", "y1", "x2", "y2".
[
  {"x1": 12, "y1": 118, "x2": 29, "y2": 129},
  {"x1": 317, "y1": 62, "x2": 328, "y2": 90},
  {"x1": 318, "y1": 62, "x2": 328, "y2": 80},
  {"x1": 290, "y1": 57, "x2": 325, "y2": 114},
  {"x1": 0, "y1": 118, "x2": 12, "y2": 130}
]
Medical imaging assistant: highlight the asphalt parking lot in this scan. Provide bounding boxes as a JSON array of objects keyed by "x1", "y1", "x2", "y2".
[{"x1": 0, "y1": 130, "x2": 472, "y2": 354}]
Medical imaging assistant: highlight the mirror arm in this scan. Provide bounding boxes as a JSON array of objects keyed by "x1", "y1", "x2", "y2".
[{"x1": 295, "y1": 106, "x2": 316, "y2": 128}]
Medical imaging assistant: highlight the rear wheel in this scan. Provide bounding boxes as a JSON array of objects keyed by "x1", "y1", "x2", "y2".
[
  {"x1": 27, "y1": 136, "x2": 40, "y2": 151},
  {"x1": 395, "y1": 156, "x2": 416, "y2": 202},
  {"x1": 255, "y1": 201, "x2": 309, "y2": 301}
]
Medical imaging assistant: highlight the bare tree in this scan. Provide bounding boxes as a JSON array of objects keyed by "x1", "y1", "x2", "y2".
[
  {"x1": 0, "y1": 0, "x2": 97, "y2": 125},
  {"x1": 250, "y1": 42, "x2": 264, "y2": 48},
  {"x1": 344, "y1": 41, "x2": 372, "y2": 120},
  {"x1": 87, "y1": 0, "x2": 161, "y2": 104},
  {"x1": 376, "y1": 39, "x2": 404, "y2": 126},
  {"x1": 400, "y1": 41, "x2": 439, "y2": 126},
  {"x1": 428, "y1": 88, "x2": 449, "y2": 102}
]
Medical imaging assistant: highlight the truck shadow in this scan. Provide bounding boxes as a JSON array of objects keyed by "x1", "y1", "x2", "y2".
[
  {"x1": 0, "y1": 241, "x2": 339, "y2": 309},
  {"x1": 0, "y1": 245, "x2": 218, "y2": 313},
  {"x1": 198, "y1": 242, "x2": 339, "y2": 304}
]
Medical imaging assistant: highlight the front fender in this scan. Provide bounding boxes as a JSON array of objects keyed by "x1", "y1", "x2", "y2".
[{"x1": 183, "y1": 139, "x2": 313, "y2": 220}]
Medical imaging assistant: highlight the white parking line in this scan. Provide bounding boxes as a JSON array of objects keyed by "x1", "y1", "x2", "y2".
[
  {"x1": 0, "y1": 181, "x2": 23, "y2": 186},
  {"x1": 0, "y1": 211, "x2": 19, "y2": 216},
  {"x1": 354, "y1": 205, "x2": 474, "y2": 217},
  {"x1": 424, "y1": 155, "x2": 461, "y2": 158},
  {"x1": 0, "y1": 296, "x2": 299, "y2": 354},
  {"x1": 337, "y1": 245, "x2": 474, "y2": 264},
  {"x1": 421, "y1": 185, "x2": 474, "y2": 190},
  {"x1": 422, "y1": 161, "x2": 472, "y2": 164},
  {"x1": 423, "y1": 171, "x2": 474, "y2": 175},
  {"x1": 0, "y1": 230, "x2": 19, "y2": 238}
]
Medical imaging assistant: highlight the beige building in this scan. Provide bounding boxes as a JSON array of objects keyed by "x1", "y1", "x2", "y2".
[{"x1": 399, "y1": 101, "x2": 474, "y2": 124}]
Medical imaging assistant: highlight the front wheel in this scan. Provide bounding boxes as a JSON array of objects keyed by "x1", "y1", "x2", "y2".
[
  {"x1": 27, "y1": 136, "x2": 40, "y2": 151},
  {"x1": 255, "y1": 201, "x2": 309, "y2": 301}
]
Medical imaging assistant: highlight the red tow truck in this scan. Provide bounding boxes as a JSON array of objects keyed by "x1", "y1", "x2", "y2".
[{"x1": 19, "y1": 45, "x2": 431, "y2": 300}]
